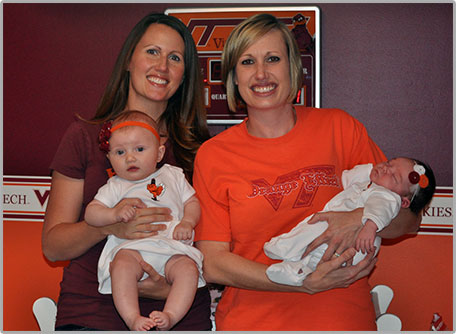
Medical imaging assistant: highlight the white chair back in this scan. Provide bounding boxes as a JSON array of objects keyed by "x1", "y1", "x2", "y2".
[{"x1": 32, "y1": 297, "x2": 57, "y2": 331}]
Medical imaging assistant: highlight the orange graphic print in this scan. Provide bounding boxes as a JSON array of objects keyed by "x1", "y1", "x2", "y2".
[
  {"x1": 147, "y1": 178, "x2": 163, "y2": 201},
  {"x1": 248, "y1": 165, "x2": 340, "y2": 210}
]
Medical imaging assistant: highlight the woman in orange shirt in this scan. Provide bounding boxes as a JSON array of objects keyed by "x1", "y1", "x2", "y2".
[{"x1": 193, "y1": 13, "x2": 419, "y2": 330}]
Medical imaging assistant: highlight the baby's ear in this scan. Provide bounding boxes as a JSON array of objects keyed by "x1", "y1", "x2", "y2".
[
  {"x1": 157, "y1": 145, "x2": 166, "y2": 163},
  {"x1": 401, "y1": 196, "x2": 411, "y2": 208}
]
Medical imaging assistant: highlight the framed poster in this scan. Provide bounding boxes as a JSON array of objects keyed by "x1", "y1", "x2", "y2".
[{"x1": 166, "y1": 7, "x2": 320, "y2": 124}]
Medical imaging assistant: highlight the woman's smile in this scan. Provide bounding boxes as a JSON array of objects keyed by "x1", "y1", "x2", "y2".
[
  {"x1": 147, "y1": 75, "x2": 168, "y2": 86},
  {"x1": 251, "y1": 83, "x2": 277, "y2": 94}
]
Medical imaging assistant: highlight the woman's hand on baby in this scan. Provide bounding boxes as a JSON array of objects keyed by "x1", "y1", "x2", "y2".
[
  {"x1": 302, "y1": 247, "x2": 377, "y2": 294},
  {"x1": 109, "y1": 199, "x2": 172, "y2": 239},
  {"x1": 304, "y1": 208, "x2": 364, "y2": 262},
  {"x1": 137, "y1": 260, "x2": 171, "y2": 300}
]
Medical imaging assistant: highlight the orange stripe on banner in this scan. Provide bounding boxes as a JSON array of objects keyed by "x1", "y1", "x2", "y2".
[
  {"x1": 420, "y1": 224, "x2": 453, "y2": 228},
  {"x1": 433, "y1": 194, "x2": 453, "y2": 198}
]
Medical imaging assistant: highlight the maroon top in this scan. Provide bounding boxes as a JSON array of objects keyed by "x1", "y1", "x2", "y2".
[{"x1": 50, "y1": 119, "x2": 211, "y2": 330}]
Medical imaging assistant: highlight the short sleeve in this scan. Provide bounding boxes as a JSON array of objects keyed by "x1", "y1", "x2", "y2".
[
  {"x1": 171, "y1": 165, "x2": 196, "y2": 204},
  {"x1": 50, "y1": 121, "x2": 89, "y2": 179},
  {"x1": 193, "y1": 146, "x2": 232, "y2": 243},
  {"x1": 362, "y1": 185, "x2": 402, "y2": 230},
  {"x1": 341, "y1": 164, "x2": 373, "y2": 189},
  {"x1": 93, "y1": 178, "x2": 121, "y2": 208}
]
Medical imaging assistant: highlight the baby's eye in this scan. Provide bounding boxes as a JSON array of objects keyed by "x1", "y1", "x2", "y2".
[
  {"x1": 115, "y1": 149, "x2": 125, "y2": 156},
  {"x1": 136, "y1": 147, "x2": 145, "y2": 152}
]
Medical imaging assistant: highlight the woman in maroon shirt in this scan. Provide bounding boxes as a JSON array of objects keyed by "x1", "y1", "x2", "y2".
[{"x1": 43, "y1": 13, "x2": 211, "y2": 331}]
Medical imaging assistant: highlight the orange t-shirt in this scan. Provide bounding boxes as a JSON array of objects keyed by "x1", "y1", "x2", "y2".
[{"x1": 194, "y1": 107, "x2": 386, "y2": 330}]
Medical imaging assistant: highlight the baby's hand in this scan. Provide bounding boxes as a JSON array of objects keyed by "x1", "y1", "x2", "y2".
[
  {"x1": 356, "y1": 220, "x2": 377, "y2": 254},
  {"x1": 173, "y1": 220, "x2": 193, "y2": 240},
  {"x1": 115, "y1": 204, "x2": 136, "y2": 223}
]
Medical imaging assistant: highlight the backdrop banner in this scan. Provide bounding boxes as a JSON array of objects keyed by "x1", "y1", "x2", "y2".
[{"x1": 3, "y1": 175, "x2": 452, "y2": 235}]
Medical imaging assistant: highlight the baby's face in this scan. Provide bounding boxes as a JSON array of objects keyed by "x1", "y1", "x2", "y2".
[
  {"x1": 370, "y1": 157, "x2": 414, "y2": 197},
  {"x1": 107, "y1": 126, "x2": 164, "y2": 181}
]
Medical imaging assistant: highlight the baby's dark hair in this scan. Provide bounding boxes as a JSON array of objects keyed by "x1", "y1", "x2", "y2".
[{"x1": 409, "y1": 159, "x2": 436, "y2": 214}]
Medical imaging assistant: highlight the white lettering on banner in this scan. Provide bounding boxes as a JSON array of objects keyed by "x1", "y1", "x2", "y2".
[
  {"x1": 211, "y1": 93, "x2": 226, "y2": 101},
  {"x1": 2, "y1": 176, "x2": 453, "y2": 234},
  {"x1": 419, "y1": 186, "x2": 453, "y2": 235},
  {"x1": 3, "y1": 175, "x2": 51, "y2": 222}
]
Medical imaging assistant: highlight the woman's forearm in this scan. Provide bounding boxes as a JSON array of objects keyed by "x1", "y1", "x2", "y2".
[
  {"x1": 42, "y1": 171, "x2": 108, "y2": 262},
  {"x1": 42, "y1": 220, "x2": 107, "y2": 262},
  {"x1": 378, "y1": 208, "x2": 420, "y2": 239},
  {"x1": 196, "y1": 240, "x2": 306, "y2": 293},
  {"x1": 197, "y1": 240, "x2": 376, "y2": 295}
]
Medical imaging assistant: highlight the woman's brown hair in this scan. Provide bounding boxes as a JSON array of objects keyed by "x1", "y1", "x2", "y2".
[{"x1": 89, "y1": 13, "x2": 210, "y2": 181}]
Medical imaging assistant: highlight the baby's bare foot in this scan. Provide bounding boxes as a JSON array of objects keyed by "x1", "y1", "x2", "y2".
[
  {"x1": 128, "y1": 315, "x2": 156, "y2": 331},
  {"x1": 149, "y1": 310, "x2": 172, "y2": 331}
]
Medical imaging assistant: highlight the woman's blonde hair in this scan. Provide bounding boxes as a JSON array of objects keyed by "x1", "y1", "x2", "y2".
[{"x1": 221, "y1": 13, "x2": 303, "y2": 112}]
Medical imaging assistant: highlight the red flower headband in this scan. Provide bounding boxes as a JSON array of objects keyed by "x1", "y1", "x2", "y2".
[
  {"x1": 99, "y1": 121, "x2": 112, "y2": 153},
  {"x1": 408, "y1": 163, "x2": 429, "y2": 203},
  {"x1": 98, "y1": 120, "x2": 160, "y2": 153},
  {"x1": 408, "y1": 164, "x2": 429, "y2": 188}
]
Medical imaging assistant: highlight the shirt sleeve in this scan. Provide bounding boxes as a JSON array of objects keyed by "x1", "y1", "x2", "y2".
[
  {"x1": 50, "y1": 121, "x2": 89, "y2": 179},
  {"x1": 93, "y1": 178, "x2": 120, "y2": 208},
  {"x1": 362, "y1": 185, "x2": 402, "y2": 231},
  {"x1": 341, "y1": 164, "x2": 373, "y2": 189},
  {"x1": 175, "y1": 166, "x2": 196, "y2": 204},
  {"x1": 193, "y1": 146, "x2": 232, "y2": 243}
]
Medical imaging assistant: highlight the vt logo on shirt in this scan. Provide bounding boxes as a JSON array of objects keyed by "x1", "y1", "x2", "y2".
[{"x1": 247, "y1": 165, "x2": 340, "y2": 210}]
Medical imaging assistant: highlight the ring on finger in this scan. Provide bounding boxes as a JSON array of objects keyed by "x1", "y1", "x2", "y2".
[{"x1": 334, "y1": 252, "x2": 341, "y2": 257}]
